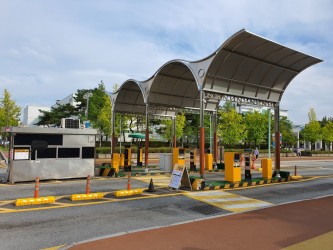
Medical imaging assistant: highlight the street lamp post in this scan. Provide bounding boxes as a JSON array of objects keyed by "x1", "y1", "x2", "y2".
[{"x1": 84, "y1": 92, "x2": 93, "y2": 118}]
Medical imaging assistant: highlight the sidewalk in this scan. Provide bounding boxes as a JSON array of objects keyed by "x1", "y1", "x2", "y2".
[{"x1": 67, "y1": 195, "x2": 333, "y2": 250}]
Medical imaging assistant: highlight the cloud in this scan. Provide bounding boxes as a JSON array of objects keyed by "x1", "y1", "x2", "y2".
[{"x1": 0, "y1": 0, "x2": 332, "y2": 125}]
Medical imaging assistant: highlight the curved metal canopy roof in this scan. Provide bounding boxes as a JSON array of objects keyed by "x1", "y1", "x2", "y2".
[{"x1": 111, "y1": 29, "x2": 322, "y2": 114}]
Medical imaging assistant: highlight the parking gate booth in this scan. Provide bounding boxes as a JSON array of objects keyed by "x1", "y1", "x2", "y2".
[
  {"x1": 244, "y1": 149, "x2": 252, "y2": 181},
  {"x1": 262, "y1": 158, "x2": 272, "y2": 180},
  {"x1": 205, "y1": 152, "x2": 213, "y2": 171},
  {"x1": 190, "y1": 149, "x2": 196, "y2": 171},
  {"x1": 172, "y1": 148, "x2": 185, "y2": 167},
  {"x1": 137, "y1": 146, "x2": 143, "y2": 167},
  {"x1": 224, "y1": 152, "x2": 241, "y2": 183},
  {"x1": 120, "y1": 153, "x2": 125, "y2": 168},
  {"x1": 124, "y1": 146, "x2": 132, "y2": 172}
]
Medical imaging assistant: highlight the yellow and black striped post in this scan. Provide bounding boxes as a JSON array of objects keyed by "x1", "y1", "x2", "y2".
[{"x1": 190, "y1": 149, "x2": 196, "y2": 171}]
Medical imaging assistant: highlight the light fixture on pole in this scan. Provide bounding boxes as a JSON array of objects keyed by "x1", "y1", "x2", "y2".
[{"x1": 84, "y1": 92, "x2": 93, "y2": 118}]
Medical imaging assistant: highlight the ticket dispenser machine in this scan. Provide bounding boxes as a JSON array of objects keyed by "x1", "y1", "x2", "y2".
[
  {"x1": 120, "y1": 153, "x2": 125, "y2": 168},
  {"x1": 137, "y1": 146, "x2": 143, "y2": 166},
  {"x1": 261, "y1": 158, "x2": 272, "y2": 180},
  {"x1": 224, "y1": 152, "x2": 241, "y2": 183},
  {"x1": 112, "y1": 153, "x2": 120, "y2": 174},
  {"x1": 173, "y1": 148, "x2": 185, "y2": 167},
  {"x1": 124, "y1": 147, "x2": 132, "y2": 172},
  {"x1": 205, "y1": 152, "x2": 213, "y2": 171}
]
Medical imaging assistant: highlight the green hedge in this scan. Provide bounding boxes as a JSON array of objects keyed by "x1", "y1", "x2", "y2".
[
  {"x1": 301, "y1": 150, "x2": 333, "y2": 156},
  {"x1": 96, "y1": 147, "x2": 174, "y2": 154},
  {"x1": 95, "y1": 147, "x2": 296, "y2": 154}
]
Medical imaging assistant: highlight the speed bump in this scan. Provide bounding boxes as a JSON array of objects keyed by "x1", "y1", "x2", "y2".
[
  {"x1": 114, "y1": 188, "x2": 143, "y2": 197},
  {"x1": 70, "y1": 193, "x2": 104, "y2": 201},
  {"x1": 290, "y1": 175, "x2": 302, "y2": 180},
  {"x1": 15, "y1": 196, "x2": 55, "y2": 206}
]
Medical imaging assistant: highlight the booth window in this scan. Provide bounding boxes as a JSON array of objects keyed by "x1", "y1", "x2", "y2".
[
  {"x1": 35, "y1": 148, "x2": 57, "y2": 159},
  {"x1": 58, "y1": 148, "x2": 80, "y2": 158},
  {"x1": 14, "y1": 134, "x2": 63, "y2": 145},
  {"x1": 82, "y1": 147, "x2": 94, "y2": 159}
]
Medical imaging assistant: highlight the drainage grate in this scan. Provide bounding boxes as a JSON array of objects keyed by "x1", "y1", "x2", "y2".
[{"x1": 191, "y1": 204, "x2": 223, "y2": 215}]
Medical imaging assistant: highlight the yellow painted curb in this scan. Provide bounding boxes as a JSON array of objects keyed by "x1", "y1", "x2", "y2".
[
  {"x1": 114, "y1": 189, "x2": 143, "y2": 197},
  {"x1": 15, "y1": 196, "x2": 55, "y2": 206},
  {"x1": 290, "y1": 175, "x2": 302, "y2": 180},
  {"x1": 70, "y1": 193, "x2": 104, "y2": 201}
]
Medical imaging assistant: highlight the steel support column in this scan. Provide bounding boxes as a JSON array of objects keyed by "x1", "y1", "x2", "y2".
[
  {"x1": 213, "y1": 111, "x2": 218, "y2": 166},
  {"x1": 199, "y1": 89, "x2": 205, "y2": 178},
  {"x1": 111, "y1": 108, "x2": 116, "y2": 156},
  {"x1": 274, "y1": 104, "x2": 280, "y2": 173},
  {"x1": 173, "y1": 116, "x2": 176, "y2": 148},
  {"x1": 145, "y1": 104, "x2": 149, "y2": 170},
  {"x1": 268, "y1": 109, "x2": 271, "y2": 158}
]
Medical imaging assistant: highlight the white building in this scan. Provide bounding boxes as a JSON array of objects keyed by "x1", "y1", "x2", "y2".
[
  {"x1": 52, "y1": 93, "x2": 79, "y2": 108},
  {"x1": 23, "y1": 93, "x2": 79, "y2": 127},
  {"x1": 22, "y1": 106, "x2": 51, "y2": 127},
  {"x1": 236, "y1": 104, "x2": 288, "y2": 117}
]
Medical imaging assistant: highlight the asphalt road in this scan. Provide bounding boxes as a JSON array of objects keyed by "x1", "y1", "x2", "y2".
[
  {"x1": 0, "y1": 176, "x2": 332, "y2": 250},
  {"x1": 0, "y1": 158, "x2": 332, "y2": 249}
]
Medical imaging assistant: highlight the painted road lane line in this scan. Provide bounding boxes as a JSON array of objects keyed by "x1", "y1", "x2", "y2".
[
  {"x1": 133, "y1": 175, "x2": 170, "y2": 187},
  {"x1": 185, "y1": 190, "x2": 272, "y2": 213}
]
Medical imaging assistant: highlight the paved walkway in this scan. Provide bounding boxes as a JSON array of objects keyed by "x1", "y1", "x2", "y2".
[{"x1": 67, "y1": 195, "x2": 333, "y2": 250}]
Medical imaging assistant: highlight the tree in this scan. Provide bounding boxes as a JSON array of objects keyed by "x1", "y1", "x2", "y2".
[
  {"x1": 302, "y1": 108, "x2": 321, "y2": 149},
  {"x1": 35, "y1": 103, "x2": 77, "y2": 126},
  {"x1": 0, "y1": 89, "x2": 21, "y2": 141},
  {"x1": 96, "y1": 95, "x2": 112, "y2": 145},
  {"x1": 217, "y1": 102, "x2": 245, "y2": 147},
  {"x1": 244, "y1": 111, "x2": 267, "y2": 147},
  {"x1": 183, "y1": 113, "x2": 200, "y2": 146},
  {"x1": 0, "y1": 89, "x2": 21, "y2": 127},
  {"x1": 279, "y1": 116, "x2": 296, "y2": 148},
  {"x1": 74, "y1": 89, "x2": 92, "y2": 118},
  {"x1": 88, "y1": 81, "x2": 108, "y2": 124},
  {"x1": 322, "y1": 121, "x2": 333, "y2": 150},
  {"x1": 160, "y1": 112, "x2": 186, "y2": 144}
]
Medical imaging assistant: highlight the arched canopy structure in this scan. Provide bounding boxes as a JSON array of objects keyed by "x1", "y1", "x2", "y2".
[
  {"x1": 112, "y1": 29, "x2": 322, "y2": 113},
  {"x1": 202, "y1": 29, "x2": 322, "y2": 104},
  {"x1": 109, "y1": 29, "x2": 322, "y2": 176}
]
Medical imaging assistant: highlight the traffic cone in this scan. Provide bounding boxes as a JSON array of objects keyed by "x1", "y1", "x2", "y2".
[{"x1": 146, "y1": 178, "x2": 156, "y2": 192}]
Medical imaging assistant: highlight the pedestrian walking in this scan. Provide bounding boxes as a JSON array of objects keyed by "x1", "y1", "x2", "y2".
[{"x1": 254, "y1": 147, "x2": 259, "y2": 159}]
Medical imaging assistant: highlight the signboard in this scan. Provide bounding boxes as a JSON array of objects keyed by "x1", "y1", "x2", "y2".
[
  {"x1": 14, "y1": 148, "x2": 30, "y2": 160},
  {"x1": 272, "y1": 133, "x2": 282, "y2": 148},
  {"x1": 168, "y1": 164, "x2": 192, "y2": 190}
]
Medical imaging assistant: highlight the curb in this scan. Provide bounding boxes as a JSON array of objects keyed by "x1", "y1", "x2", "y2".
[{"x1": 205, "y1": 178, "x2": 288, "y2": 190}]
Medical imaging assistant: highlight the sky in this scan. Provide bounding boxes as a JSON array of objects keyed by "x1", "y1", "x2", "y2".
[{"x1": 0, "y1": 0, "x2": 332, "y2": 125}]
